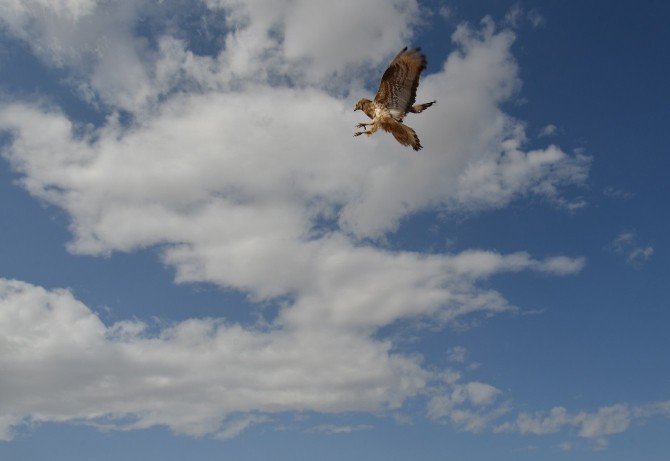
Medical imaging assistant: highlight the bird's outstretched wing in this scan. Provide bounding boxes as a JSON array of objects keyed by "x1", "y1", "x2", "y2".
[{"x1": 374, "y1": 47, "x2": 427, "y2": 119}]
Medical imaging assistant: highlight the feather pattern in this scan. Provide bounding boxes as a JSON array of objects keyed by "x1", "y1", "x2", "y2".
[
  {"x1": 374, "y1": 47, "x2": 427, "y2": 120},
  {"x1": 379, "y1": 117, "x2": 422, "y2": 151}
]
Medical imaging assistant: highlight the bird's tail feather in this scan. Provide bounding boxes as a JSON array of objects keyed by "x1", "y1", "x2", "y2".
[
  {"x1": 409, "y1": 100, "x2": 436, "y2": 114},
  {"x1": 380, "y1": 117, "x2": 422, "y2": 151}
]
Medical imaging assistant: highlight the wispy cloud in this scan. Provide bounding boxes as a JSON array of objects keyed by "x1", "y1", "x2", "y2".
[
  {"x1": 611, "y1": 231, "x2": 654, "y2": 268},
  {"x1": 215, "y1": 415, "x2": 271, "y2": 440},
  {"x1": 438, "y1": 6, "x2": 452, "y2": 21},
  {"x1": 558, "y1": 441, "x2": 573, "y2": 451},
  {"x1": 527, "y1": 10, "x2": 546, "y2": 29},
  {"x1": 603, "y1": 186, "x2": 635, "y2": 200},
  {"x1": 306, "y1": 424, "x2": 373, "y2": 435},
  {"x1": 427, "y1": 369, "x2": 511, "y2": 433},
  {"x1": 446, "y1": 346, "x2": 467, "y2": 363},
  {"x1": 503, "y1": 4, "x2": 546, "y2": 29},
  {"x1": 496, "y1": 401, "x2": 670, "y2": 450},
  {"x1": 538, "y1": 124, "x2": 558, "y2": 137}
]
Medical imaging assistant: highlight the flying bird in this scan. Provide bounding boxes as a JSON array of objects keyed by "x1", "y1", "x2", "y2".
[{"x1": 354, "y1": 47, "x2": 435, "y2": 151}]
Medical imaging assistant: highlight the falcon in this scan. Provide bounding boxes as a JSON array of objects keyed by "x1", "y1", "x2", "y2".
[{"x1": 354, "y1": 47, "x2": 435, "y2": 151}]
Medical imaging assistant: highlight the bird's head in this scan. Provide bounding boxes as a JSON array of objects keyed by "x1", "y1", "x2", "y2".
[{"x1": 354, "y1": 98, "x2": 370, "y2": 112}]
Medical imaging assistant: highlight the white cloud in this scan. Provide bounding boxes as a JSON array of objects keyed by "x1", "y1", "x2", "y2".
[
  {"x1": 612, "y1": 231, "x2": 634, "y2": 249},
  {"x1": 538, "y1": 124, "x2": 557, "y2": 137},
  {"x1": 446, "y1": 346, "x2": 467, "y2": 363},
  {"x1": 465, "y1": 382, "x2": 502, "y2": 406},
  {"x1": 448, "y1": 404, "x2": 512, "y2": 433},
  {"x1": 438, "y1": 6, "x2": 452, "y2": 21},
  {"x1": 427, "y1": 371, "x2": 509, "y2": 433},
  {"x1": 306, "y1": 424, "x2": 373, "y2": 435},
  {"x1": 0, "y1": 19, "x2": 587, "y2": 332},
  {"x1": 0, "y1": 0, "x2": 420, "y2": 110},
  {"x1": 603, "y1": 186, "x2": 634, "y2": 200},
  {"x1": 496, "y1": 406, "x2": 570, "y2": 435},
  {"x1": 444, "y1": 251, "x2": 585, "y2": 279},
  {"x1": 611, "y1": 231, "x2": 654, "y2": 268},
  {"x1": 503, "y1": 4, "x2": 524, "y2": 28},
  {"x1": 575, "y1": 404, "x2": 631, "y2": 438},
  {"x1": 0, "y1": 278, "x2": 425, "y2": 440},
  {"x1": 503, "y1": 5, "x2": 545, "y2": 30},
  {"x1": 280, "y1": 0, "x2": 419, "y2": 81},
  {"x1": 627, "y1": 246, "x2": 655, "y2": 264},
  {"x1": 0, "y1": 0, "x2": 155, "y2": 111},
  {"x1": 558, "y1": 441, "x2": 572, "y2": 452},
  {"x1": 496, "y1": 401, "x2": 670, "y2": 449},
  {"x1": 0, "y1": 0, "x2": 98, "y2": 27},
  {"x1": 527, "y1": 10, "x2": 546, "y2": 29},
  {"x1": 0, "y1": 4, "x2": 593, "y2": 441},
  {"x1": 0, "y1": 6, "x2": 591, "y2": 238},
  {"x1": 215, "y1": 414, "x2": 271, "y2": 440}
]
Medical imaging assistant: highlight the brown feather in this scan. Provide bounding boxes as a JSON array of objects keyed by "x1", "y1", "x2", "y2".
[
  {"x1": 374, "y1": 47, "x2": 427, "y2": 118},
  {"x1": 409, "y1": 100, "x2": 436, "y2": 113},
  {"x1": 379, "y1": 117, "x2": 422, "y2": 151}
]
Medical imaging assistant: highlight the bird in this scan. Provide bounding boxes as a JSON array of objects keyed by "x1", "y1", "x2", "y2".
[{"x1": 354, "y1": 47, "x2": 435, "y2": 151}]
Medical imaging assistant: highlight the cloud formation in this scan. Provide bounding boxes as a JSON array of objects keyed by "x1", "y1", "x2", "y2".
[
  {"x1": 495, "y1": 401, "x2": 670, "y2": 449},
  {"x1": 0, "y1": 278, "x2": 425, "y2": 440},
  {"x1": 611, "y1": 231, "x2": 654, "y2": 268},
  {"x1": 427, "y1": 376, "x2": 511, "y2": 433},
  {"x1": 0, "y1": 1, "x2": 594, "y2": 441},
  {"x1": 538, "y1": 124, "x2": 557, "y2": 137}
]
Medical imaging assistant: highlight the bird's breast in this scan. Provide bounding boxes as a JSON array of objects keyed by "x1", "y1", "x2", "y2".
[{"x1": 372, "y1": 103, "x2": 391, "y2": 120}]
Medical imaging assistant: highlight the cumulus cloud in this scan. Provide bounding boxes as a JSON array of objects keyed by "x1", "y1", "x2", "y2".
[
  {"x1": 342, "y1": 20, "x2": 590, "y2": 235},
  {"x1": 0, "y1": 0, "x2": 156, "y2": 111},
  {"x1": 0, "y1": 278, "x2": 426, "y2": 440},
  {"x1": 0, "y1": 0, "x2": 420, "y2": 110},
  {"x1": 427, "y1": 370, "x2": 510, "y2": 433},
  {"x1": 0, "y1": 2, "x2": 593, "y2": 440},
  {"x1": 0, "y1": 15, "x2": 587, "y2": 332}
]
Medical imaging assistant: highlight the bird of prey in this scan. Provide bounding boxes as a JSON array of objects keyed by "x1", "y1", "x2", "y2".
[{"x1": 354, "y1": 47, "x2": 435, "y2": 151}]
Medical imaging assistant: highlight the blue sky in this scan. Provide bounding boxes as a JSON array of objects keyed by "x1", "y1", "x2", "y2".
[{"x1": 0, "y1": 1, "x2": 668, "y2": 460}]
